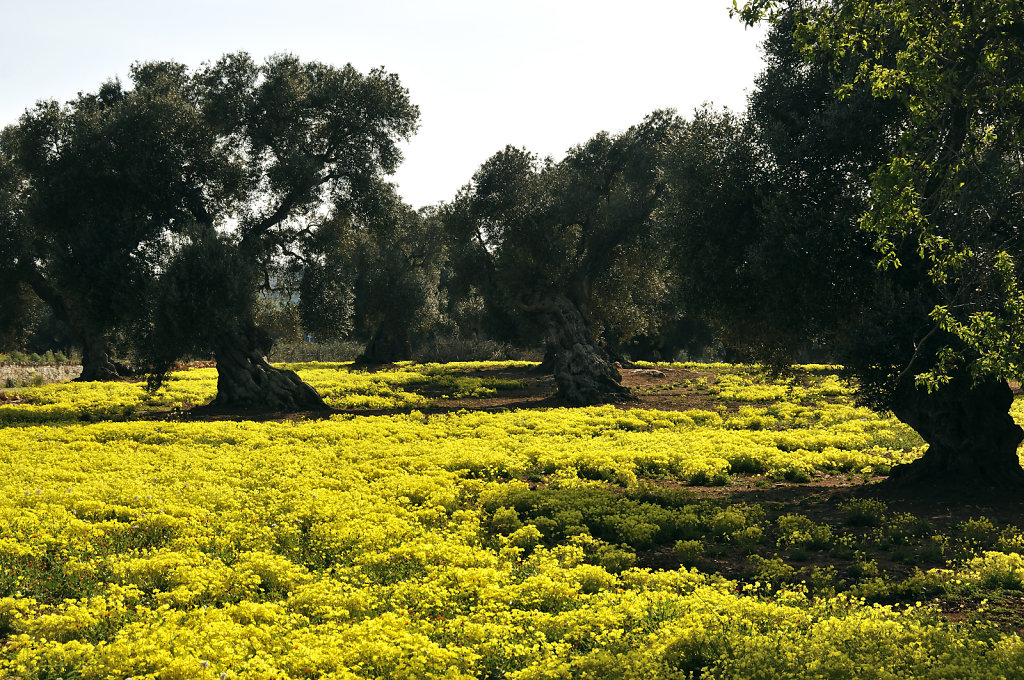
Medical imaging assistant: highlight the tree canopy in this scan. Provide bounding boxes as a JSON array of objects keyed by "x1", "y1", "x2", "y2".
[
  {"x1": 1, "y1": 62, "x2": 232, "y2": 379},
  {"x1": 297, "y1": 180, "x2": 445, "y2": 364}
]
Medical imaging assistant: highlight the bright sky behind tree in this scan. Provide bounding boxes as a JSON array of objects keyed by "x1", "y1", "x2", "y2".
[{"x1": 0, "y1": 0, "x2": 766, "y2": 209}]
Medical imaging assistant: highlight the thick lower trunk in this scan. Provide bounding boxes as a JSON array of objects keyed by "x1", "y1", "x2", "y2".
[
  {"x1": 527, "y1": 294, "x2": 631, "y2": 405},
  {"x1": 75, "y1": 323, "x2": 129, "y2": 381},
  {"x1": 77, "y1": 337, "x2": 121, "y2": 381},
  {"x1": 358, "y1": 322, "x2": 412, "y2": 364},
  {"x1": 213, "y1": 326, "x2": 326, "y2": 411},
  {"x1": 23, "y1": 267, "x2": 124, "y2": 382},
  {"x1": 886, "y1": 376, "x2": 1024, "y2": 489}
]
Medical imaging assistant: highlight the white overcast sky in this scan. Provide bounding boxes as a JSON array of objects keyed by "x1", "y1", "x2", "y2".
[{"x1": 0, "y1": 0, "x2": 766, "y2": 209}]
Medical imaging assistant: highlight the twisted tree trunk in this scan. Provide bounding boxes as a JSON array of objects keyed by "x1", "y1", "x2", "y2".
[
  {"x1": 523, "y1": 294, "x2": 631, "y2": 405},
  {"x1": 76, "y1": 327, "x2": 121, "y2": 381},
  {"x1": 887, "y1": 375, "x2": 1024, "y2": 489},
  {"x1": 212, "y1": 325, "x2": 326, "y2": 411},
  {"x1": 358, "y1": 319, "x2": 412, "y2": 364},
  {"x1": 23, "y1": 268, "x2": 123, "y2": 381}
]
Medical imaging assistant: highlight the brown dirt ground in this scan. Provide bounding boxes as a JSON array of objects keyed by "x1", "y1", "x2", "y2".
[{"x1": 167, "y1": 364, "x2": 723, "y2": 420}]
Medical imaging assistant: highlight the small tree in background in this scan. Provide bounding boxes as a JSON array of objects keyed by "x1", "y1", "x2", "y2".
[
  {"x1": 349, "y1": 185, "x2": 445, "y2": 364},
  {"x1": 292, "y1": 182, "x2": 445, "y2": 364}
]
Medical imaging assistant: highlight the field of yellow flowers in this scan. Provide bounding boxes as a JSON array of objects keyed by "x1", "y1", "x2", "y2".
[{"x1": 1, "y1": 362, "x2": 1023, "y2": 679}]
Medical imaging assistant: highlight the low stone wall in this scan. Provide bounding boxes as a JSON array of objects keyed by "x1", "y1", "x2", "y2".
[{"x1": 0, "y1": 363, "x2": 83, "y2": 386}]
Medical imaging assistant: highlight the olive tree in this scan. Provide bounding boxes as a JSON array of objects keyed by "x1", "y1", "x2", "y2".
[
  {"x1": 443, "y1": 112, "x2": 681, "y2": 404},
  {"x1": 693, "y1": 0, "x2": 1024, "y2": 487},
  {"x1": 148, "y1": 54, "x2": 418, "y2": 409},
  {"x1": 1, "y1": 64, "x2": 231, "y2": 379},
  {"x1": 296, "y1": 181, "x2": 445, "y2": 364}
]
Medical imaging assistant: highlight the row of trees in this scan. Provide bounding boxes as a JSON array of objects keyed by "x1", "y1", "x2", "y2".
[
  {"x1": 2, "y1": 0, "x2": 1023, "y2": 487},
  {"x1": 1, "y1": 54, "x2": 419, "y2": 409}
]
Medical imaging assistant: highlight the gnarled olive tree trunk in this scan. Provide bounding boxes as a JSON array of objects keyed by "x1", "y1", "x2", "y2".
[
  {"x1": 213, "y1": 325, "x2": 326, "y2": 411},
  {"x1": 887, "y1": 375, "x2": 1024, "y2": 489},
  {"x1": 523, "y1": 294, "x2": 631, "y2": 405},
  {"x1": 358, "y1": 320, "x2": 412, "y2": 365},
  {"x1": 76, "y1": 327, "x2": 121, "y2": 381},
  {"x1": 24, "y1": 268, "x2": 124, "y2": 381}
]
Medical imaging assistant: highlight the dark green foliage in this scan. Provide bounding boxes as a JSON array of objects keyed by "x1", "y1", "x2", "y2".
[
  {"x1": 350, "y1": 188, "x2": 445, "y2": 363},
  {"x1": 1, "y1": 61, "x2": 243, "y2": 376},
  {"x1": 483, "y1": 485, "x2": 764, "y2": 553},
  {"x1": 290, "y1": 181, "x2": 445, "y2": 362},
  {"x1": 0, "y1": 143, "x2": 28, "y2": 351},
  {"x1": 456, "y1": 111, "x2": 680, "y2": 325},
  {"x1": 665, "y1": 10, "x2": 905, "y2": 376},
  {"x1": 142, "y1": 233, "x2": 255, "y2": 387},
  {"x1": 1, "y1": 52, "x2": 418, "y2": 408},
  {"x1": 299, "y1": 257, "x2": 355, "y2": 344},
  {"x1": 0, "y1": 288, "x2": 75, "y2": 357},
  {"x1": 443, "y1": 112, "x2": 681, "y2": 402},
  {"x1": 664, "y1": 5, "x2": 1024, "y2": 486}
]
